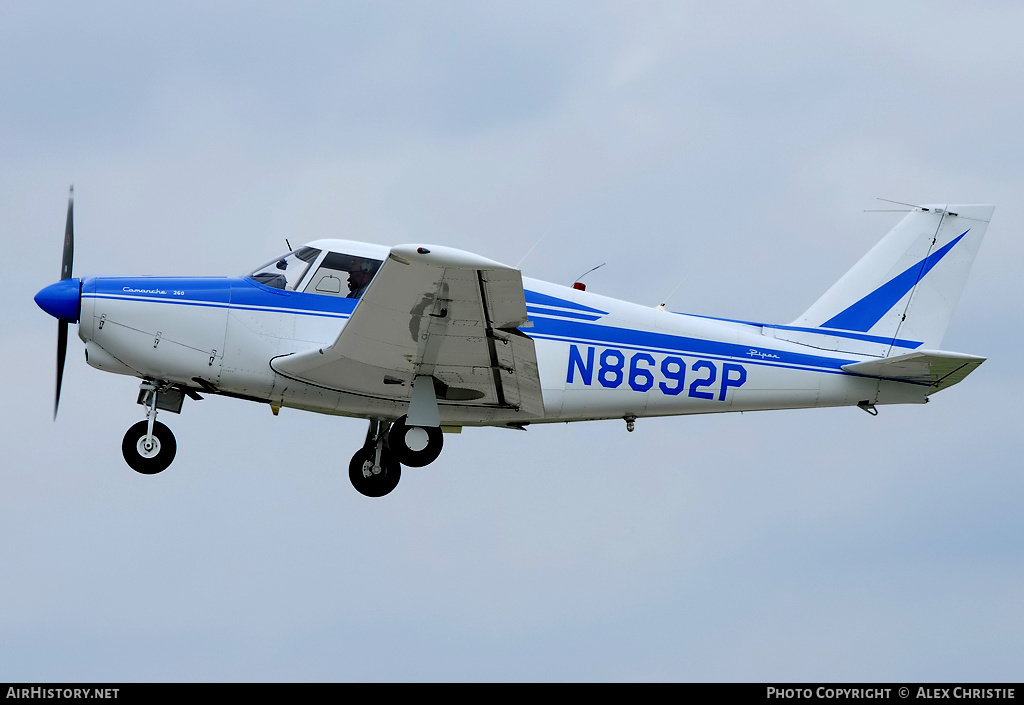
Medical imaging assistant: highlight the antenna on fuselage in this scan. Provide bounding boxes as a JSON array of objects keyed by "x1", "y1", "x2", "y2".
[
  {"x1": 285, "y1": 238, "x2": 293, "y2": 251},
  {"x1": 864, "y1": 198, "x2": 928, "y2": 213},
  {"x1": 866, "y1": 198, "x2": 956, "y2": 217},
  {"x1": 572, "y1": 263, "x2": 605, "y2": 291},
  {"x1": 655, "y1": 263, "x2": 696, "y2": 311},
  {"x1": 515, "y1": 233, "x2": 549, "y2": 269}
]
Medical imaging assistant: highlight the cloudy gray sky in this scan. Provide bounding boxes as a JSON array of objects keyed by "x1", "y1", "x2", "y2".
[{"x1": 3, "y1": 1, "x2": 1022, "y2": 682}]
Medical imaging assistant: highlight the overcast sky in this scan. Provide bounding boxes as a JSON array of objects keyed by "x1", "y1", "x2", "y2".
[{"x1": 3, "y1": 1, "x2": 1022, "y2": 682}]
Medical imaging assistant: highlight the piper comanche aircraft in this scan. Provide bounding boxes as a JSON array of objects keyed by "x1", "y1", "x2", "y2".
[{"x1": 35, "y1": 191, "x2": 992, "y2": 497}]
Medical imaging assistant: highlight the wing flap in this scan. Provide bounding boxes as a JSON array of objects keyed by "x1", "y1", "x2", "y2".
[
  {"x1": 271, "y1": 245, "x2": 544, "y2": 415},
  {"x1": 841, "y1": 350, "x2": 985, "y2": 393}
]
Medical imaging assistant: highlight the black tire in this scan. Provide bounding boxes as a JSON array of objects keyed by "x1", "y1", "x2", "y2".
[
  {"x1": 348, "y1": 446, "x2": 401, "y2": 497},
  {"x1": 122, "y1": 420, "x2": 177, "y2": 475},
  {"x1": 388, "y1": 415, "x2": 443, "y2": 467}
]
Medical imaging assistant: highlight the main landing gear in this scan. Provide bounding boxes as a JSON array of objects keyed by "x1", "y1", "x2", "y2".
[
  {"x1": 349, "y1": 375, "x2": 446, "y2": 497},
  {"x1": 388, "y1": 415, "x2": 443, "y2": 467},
  {"x1": 122, "y1": 382, "x2": 177, "y2": 474},
  {"x1": 349, "y1": 419, "x2": 402, "y2": 498},
  {"x1": 348, "y1": 413, "x2": 444, "y2": 495},
  {"x1": 348, "y1": 416, "x2": 445, "y2": 498}
]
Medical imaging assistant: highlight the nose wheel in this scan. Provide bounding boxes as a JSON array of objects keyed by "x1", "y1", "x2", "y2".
[
  {"x1": 122, "y1": 382, "x2": 178, "y2": 475},
  {"x1": 122, "y1": 420, "x2": 176, "y2": 474}
]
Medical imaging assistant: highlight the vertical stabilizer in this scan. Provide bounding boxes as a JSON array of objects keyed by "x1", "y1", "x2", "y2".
[{"x1": 787, "y1": 204, "x2": 992, "y2": 355}]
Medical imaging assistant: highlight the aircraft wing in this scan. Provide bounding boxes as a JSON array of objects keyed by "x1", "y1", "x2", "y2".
[
  {"x1": 841, "y1": 350, "x2": 986, "y2": 393},
  {"x1": 271, "y1": 245, "x2": 544, "y2": 415}
]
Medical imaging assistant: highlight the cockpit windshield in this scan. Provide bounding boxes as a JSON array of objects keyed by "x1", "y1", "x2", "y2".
[
  {"x1": 247, "y1": 246, "x2": 321, "y2": 291},
  {"x1": 246, "y1": 244, "x2": 385, "y2": 299}
]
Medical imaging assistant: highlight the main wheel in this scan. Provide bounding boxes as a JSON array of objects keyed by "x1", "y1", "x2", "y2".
[
  {"x1": 388, "y1": 415, "x2": 443, "y2": 467},
  {"x1": 348, "y1": 445, "x2": 401, "y2": 497},
  {"x1": 122, "y1": 420, "x2": 177, "y2": 475}
]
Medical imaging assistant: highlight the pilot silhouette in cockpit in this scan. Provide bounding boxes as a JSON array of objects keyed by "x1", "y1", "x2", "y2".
[{"x1": 346, "y1": 257, "x2": 376, "y2": 299}]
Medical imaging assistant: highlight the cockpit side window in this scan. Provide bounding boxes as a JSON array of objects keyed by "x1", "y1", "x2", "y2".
[
  {"x1": 247, "y1": 247, "x2": 321, "y2": 290},
  {"x1": 303, "y1": 251, "x2": 383, "y2": 299}
]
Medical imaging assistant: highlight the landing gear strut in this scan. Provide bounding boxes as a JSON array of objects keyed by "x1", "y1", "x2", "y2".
[
  {"x1": 122, "y1": 383, "x2": 177, "y2": 474},
  {"x1": 348, "y1": 419, "x2": 401, "y2": 497}
]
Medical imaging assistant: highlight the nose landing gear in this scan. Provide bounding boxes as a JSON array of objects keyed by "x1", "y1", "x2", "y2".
[
  {"x1": 122, "y1": 382, "x2": 177, "y2": 474},
  {"x1": 122, "y1": 419, "x2": 176, "y2": 474}
]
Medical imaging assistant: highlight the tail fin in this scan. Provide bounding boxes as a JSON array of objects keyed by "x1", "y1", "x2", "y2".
[{"x1": 782, "y1": 204, "x2": 993, "y2": 357}]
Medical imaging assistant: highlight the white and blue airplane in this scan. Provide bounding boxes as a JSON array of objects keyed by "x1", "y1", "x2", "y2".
[{"x1": 35, "y1": 191, "x2": 992, "y2": 496}]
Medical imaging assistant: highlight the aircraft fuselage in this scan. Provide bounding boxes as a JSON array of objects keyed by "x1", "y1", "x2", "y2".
[{"x1": 75, "y1": 272, "x2": 926, "y2": 427}]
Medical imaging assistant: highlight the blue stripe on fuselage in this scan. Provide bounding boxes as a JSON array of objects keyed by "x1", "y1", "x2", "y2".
[
  {"x1": 526, "y1": 305, "x2": 602, "y2": 321},
  {"x1": 82, "y1": 276, "x2": 358, "y2": 318},
  {"x1": 524, "y1": 317, "x2": 854, "y2": 372},
  {"x1": 85, "y1": 277, "x2": 857, "y2": 374},
  {"x1": 524, "y1": 290, "x2": 608, "y2": 315},
  {"x1": 684, "y1": 314, "x2": 923, "y2": 350}
]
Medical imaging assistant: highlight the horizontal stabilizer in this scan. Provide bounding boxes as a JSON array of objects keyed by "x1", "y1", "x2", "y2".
[{"x1": 841, "y1": 350, "x2": 985, "y2": 394}]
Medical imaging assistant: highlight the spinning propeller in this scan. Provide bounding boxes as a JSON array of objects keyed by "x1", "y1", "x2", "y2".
[
  {"x1": 56, "y1": 188, "x2": 74, "y2": 418},
  {"x1": 34, "y1": 187, "x2": 81, "y2": 419}
]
